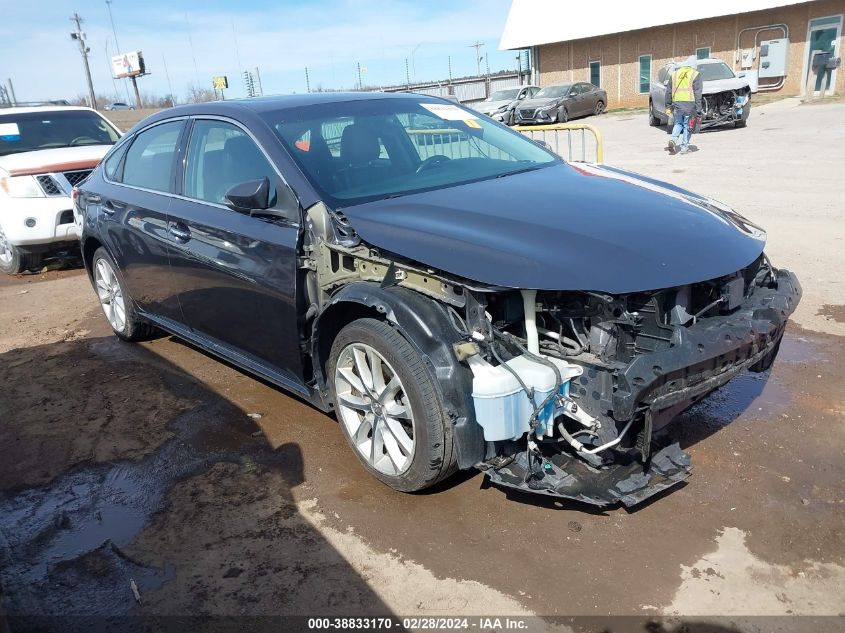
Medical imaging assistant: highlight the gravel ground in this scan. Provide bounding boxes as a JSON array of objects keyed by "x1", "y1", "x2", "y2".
[{"x1": 0, "y1": 100, "x2": 843, "y2": 632}]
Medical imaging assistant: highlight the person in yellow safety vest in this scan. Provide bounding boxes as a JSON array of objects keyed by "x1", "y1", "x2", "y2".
[{"x1": 665, "y1": 56, "x2": 703, "y2": 155}]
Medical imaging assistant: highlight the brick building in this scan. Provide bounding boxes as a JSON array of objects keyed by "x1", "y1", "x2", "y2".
[{"x1": 499, "y1": 0, "x2": 843, "y2": 108}]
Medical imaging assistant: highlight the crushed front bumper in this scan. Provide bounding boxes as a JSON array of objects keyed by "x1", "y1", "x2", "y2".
[{"x1": 485, "y1": 269, "x2": 801, "y2": 507}]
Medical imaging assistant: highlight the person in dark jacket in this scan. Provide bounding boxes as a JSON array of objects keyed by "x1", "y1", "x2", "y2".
[{"x1": 665, "y1": 56, "x2": 703, "y2": 155}]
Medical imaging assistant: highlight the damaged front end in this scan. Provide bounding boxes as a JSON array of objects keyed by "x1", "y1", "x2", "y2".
[
  {"x1": 302, "y1": 197, "x2": 800, "y2": 509},
  {"x1": 453, "y1": 255, "x2": 800, "y2": 507},
  {"x1": 699, "y1": 87, "x2": 751, "y2": 130}
]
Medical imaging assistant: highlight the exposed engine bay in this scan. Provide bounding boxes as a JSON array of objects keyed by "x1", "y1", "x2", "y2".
[
  {"x1": 303, "y1": 202, "x2": 801, "y2": 507},
  {"x1": 699, "y1": 88, "x2": 751, "y2": 130}
]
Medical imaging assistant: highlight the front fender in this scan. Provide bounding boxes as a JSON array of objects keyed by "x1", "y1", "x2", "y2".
[{"x1": 312, "y1": 282, "x2": 484, "y2": 469}]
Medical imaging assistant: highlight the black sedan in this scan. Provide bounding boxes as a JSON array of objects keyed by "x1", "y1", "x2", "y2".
[
  {"x1": 515, "y1": 82, "x2": 607, "y2": 124},
  {"x1": 76, "y1": 93, "x2": 800, "y2": 507}
]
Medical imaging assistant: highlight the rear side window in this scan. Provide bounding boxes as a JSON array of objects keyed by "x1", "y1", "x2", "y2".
[
  {"x1": 183, "y1": 120, "x2": 278, "y2": 205},
  {"x1": 121, "y1": 121, "x2": 183, "y2": 192}
]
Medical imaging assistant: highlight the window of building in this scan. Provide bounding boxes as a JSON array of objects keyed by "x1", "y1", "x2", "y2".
[
  {"x1": 696, "y1": 47, "x2": 711, "y2": 60},
  {"x1": 589, "y1": 60, "x2": 601, "y2": 87},
  {"x1": 638, "y1": 55, "x2": 652, "y2": 93}
]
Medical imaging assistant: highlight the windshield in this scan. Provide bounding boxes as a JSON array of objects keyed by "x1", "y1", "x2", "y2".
[
  {"x1": 0, "y1": 110, "x2": 120, "y2": 157},
  {"x1": 489, "y1": 89, "x2": 520, "y2": 101},
  {"x1": 266, "y1": 98, "x2": 558, "y2": 207},
  {"x1": 696, "y1": 62, "x2": 735, "y2": 81},
  {"x1": 535, "y1": 85, "x2": 570, "y2": 99}
]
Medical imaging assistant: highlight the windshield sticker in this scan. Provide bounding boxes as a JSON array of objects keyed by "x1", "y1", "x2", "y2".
[
  {"x1": 465, "y1": 119, "x2": 481, "y2": 129},
  {"x1": 420, "y1": 103, "x2": 478, "y2": 120},
  {"x1": 0, "y1": 122, "x2": 21, "y2": 141}
]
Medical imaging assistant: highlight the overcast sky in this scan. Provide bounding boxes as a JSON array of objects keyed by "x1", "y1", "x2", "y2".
[{"x1": 0, "y1": 0, "x2": 520, "y2": 103}]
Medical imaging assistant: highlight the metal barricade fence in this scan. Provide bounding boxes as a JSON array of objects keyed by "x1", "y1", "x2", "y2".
[{"x1": 513, "y1": 123, "x2": 604, "y2": 163}]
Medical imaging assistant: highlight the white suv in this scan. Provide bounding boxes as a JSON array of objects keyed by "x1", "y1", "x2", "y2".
[{"x1": 0, "y1": 106, "x2": 121, "y2": 274}]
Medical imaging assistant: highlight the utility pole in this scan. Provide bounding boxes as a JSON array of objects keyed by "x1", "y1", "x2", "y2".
[
  {"x1": 411, "y1": 42, "x2": 422, "y2": 83},
  {"x1": 468, "y1": 41, "x2": 484, "y2": 77},
  {"x1": 405, "y1": 58, "x2": 410, "y2": 89},
  {"x1": 7, "y1": 79, "x2": 17, "y2": 105},
  {"x1": 357, "y1": 62, "x2": 362, "y2": 90},
  {"x1": 70, "y1": 13, "x2": 97, "y2": 109},
  {"x1": 305, "y1": 67, "x2": 311, "y2": 93}
]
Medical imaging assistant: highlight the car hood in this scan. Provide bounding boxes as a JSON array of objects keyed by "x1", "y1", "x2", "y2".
[
  {"x1": 701, "y1": 76, "x2": 750, "y2": 94},
  {"x1": 518, "y1": 97, "x2": 559, "y2": 109},
  {"x1": 340, "y1": 163, "x2": 767, "y2": 293},
  {"x1": 0, "y1": 145, "x2": 111, "y2": 176},
  {"x1": 476, "y1": 99, "x2": 514, "y2": 113}
]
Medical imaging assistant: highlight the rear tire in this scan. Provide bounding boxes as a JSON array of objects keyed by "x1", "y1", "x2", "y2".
[
  {"x1": 92, "y1": 247, "x2": 157, "y2": 342},
  {"x1": 735, "y1": 119, "x2": 747, "y2": 128},
  {"x1": 648, "y1": 100, "x2": 660, "y2": 126},
  {"x1": 0, "y1": 228, "x2": 41, "y2": 275},
  {"x1": 328, "y1": 318, "x2": 456, "y2": 493}
]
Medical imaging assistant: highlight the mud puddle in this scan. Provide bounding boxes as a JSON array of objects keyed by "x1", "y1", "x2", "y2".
[{"x1": 0, "y1": 402, "x2": 287, "y2": 620}]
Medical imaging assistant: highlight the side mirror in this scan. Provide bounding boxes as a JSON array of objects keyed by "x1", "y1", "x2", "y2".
[
  {"x1": 737, "y1": 71, "x2": 746, "y2": 78},
  {"x1": 518, "y1": 92, "x2": 526, "y2": 99},
  {"x1": 568, "y1": 91, "x2": 578, "y2": 97},
  {"x1": 224, "y1": 178, "x2": 270, "y2": 213}
]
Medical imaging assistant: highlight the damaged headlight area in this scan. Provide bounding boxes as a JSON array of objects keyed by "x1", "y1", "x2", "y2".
[{"x1": 449, "y1": 254, "x2": 800, "y2": 507}]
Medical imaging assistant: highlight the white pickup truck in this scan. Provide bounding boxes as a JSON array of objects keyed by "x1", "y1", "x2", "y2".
[{"x1": 0, "y1": 106, "x2": 121, "y2": 274}]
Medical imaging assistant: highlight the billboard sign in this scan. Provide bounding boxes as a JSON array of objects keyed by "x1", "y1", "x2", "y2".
[{"x1": 111, "y1": 51, "x2": 146, "y2": 79}]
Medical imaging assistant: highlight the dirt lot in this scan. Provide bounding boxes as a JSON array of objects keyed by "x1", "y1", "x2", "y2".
[{"x1": 1, "y1": 100, "x2": 843, "y2": 632}]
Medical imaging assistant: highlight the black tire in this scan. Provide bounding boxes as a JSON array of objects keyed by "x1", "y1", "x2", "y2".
[
  {"x1": 557, "y1": 106, "x2": 569, "y2": 123},
  {"x1": 648, "y1": 100, "x2": 660, "y2": 126},
  {"x1": 0, "y1": 243, "x2": 41, "y2": 275},
  {"x1": 91, "y1": 247, "x2": 157, "y2": 342},
  {"x1": 328, "y1": 318, "x2": 456, "y2": 493},
  {"x1": 594, "y1": 100, "x2": 605, "y2": 115},
  {"x1": 735, "y1": 119, "x2": 747, "y2": 128}
]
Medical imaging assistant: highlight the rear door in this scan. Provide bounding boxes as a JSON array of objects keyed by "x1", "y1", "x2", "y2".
[
  {"x1": 166, "y1": 117, "x2": 306, "y2": 388},
  {"x1": 652, "y1": 65, "x2": 671, "y2": 113},
  {"x1": 96, "y1": 119, "x2": 186, "y2": 323}
]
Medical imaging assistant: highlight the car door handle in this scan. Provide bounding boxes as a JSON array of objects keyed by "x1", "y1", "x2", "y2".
[
  {"x1": 102, "y1": 200, "x2": 126, "y2": 215},
  {"x1": 168, "y1": 221, "x2": 191, "y2": 242}
]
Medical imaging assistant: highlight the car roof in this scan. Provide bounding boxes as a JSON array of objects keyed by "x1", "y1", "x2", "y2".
[
  {"x1": 156, "y1": 91, "x2": 450, "y2": 118},
  {"x1": 0, "y1": 105, "x2": 99, "y2": 116}
]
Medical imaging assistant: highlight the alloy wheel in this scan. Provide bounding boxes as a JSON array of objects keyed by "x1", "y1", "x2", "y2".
[
  {"x1": 334, "y1": 342, "x2": 416, "y2": 475},
  {"x1": 595, "y1": 101, "x2": 605, "y2": 115},
  {"x1": 94, "y1": 257, "x2": 127, "y2": 333},
  {"x1": 0, "y1": 228, "x2": 12, "y2": 266}
]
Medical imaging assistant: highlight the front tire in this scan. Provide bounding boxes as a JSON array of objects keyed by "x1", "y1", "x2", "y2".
[
  {"x1": 92, "y1": 247, "x2": 156, "y2": 342},
  {"x1": 0, "y1": 227, "x2": 41, "y2": 275},
  {"x1": 328, "y1": 318, "x2": 456, "y2": 492},
  {"x1": 557, "y1": 106, "x2": 569, "y2": 123}
]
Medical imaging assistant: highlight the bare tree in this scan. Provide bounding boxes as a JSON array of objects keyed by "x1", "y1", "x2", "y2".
[{"x1": 185, "y1": 84, "x2": 217, "y2": 103}]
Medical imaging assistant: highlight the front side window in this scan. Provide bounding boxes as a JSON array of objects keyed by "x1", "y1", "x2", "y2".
[
  {"x1": 184, "y1": 120, "x2": 278, "y2": 206},
  {"x1": 267, "y1": 98, "x2": 557, "y2": 207},
  {"x1": 639, "y1": 55, "x2": 652, "y2": 93},
  {"x1": 0, "y1": 110, "x2": 120, "y2": 157},
  {"x1": 121, "y1": 121, "x2": 183, "y2": 192}
]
